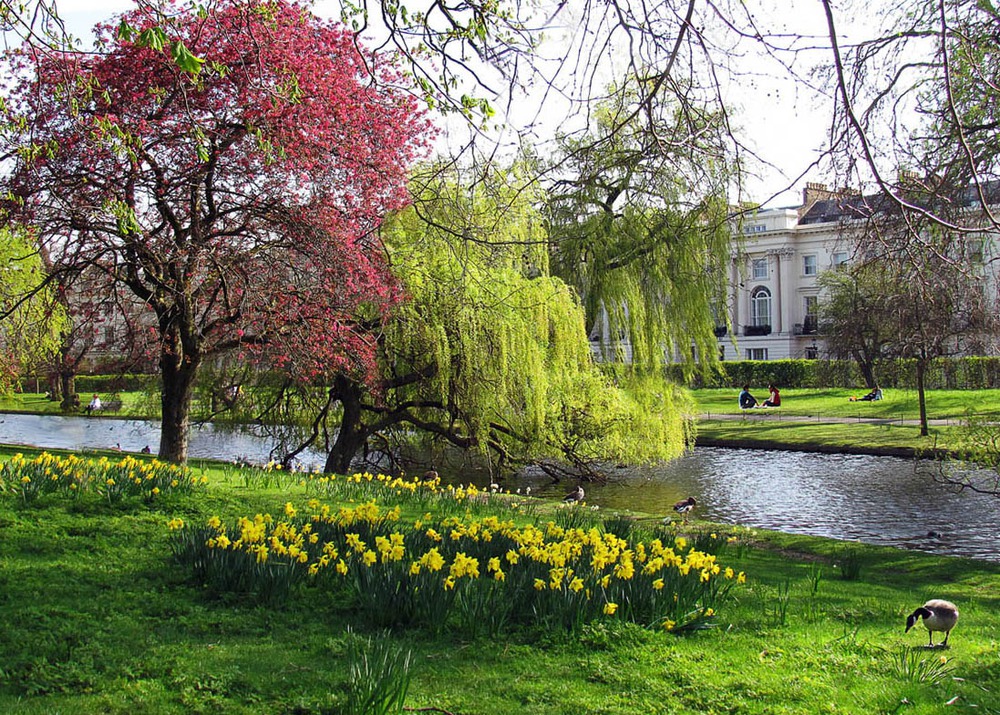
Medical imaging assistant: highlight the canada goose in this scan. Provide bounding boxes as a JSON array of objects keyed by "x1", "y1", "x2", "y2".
[
  {"x1": 673, "y1": 496, "x2": 697, "y2": 520},
  {"x1": 563, "y1": 485, "x2": 585, "y2": 503},
  {"x1": 423, "y1": 469, "x2": 439, "y2": 481},
  {"x1": 906, "y1": 599, "x2": 959, "y2": 647}
]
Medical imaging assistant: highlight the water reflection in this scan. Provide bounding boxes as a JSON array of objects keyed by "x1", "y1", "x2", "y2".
[
  {"x1": 0, "y1": 413, "x2": 325, "y2": 466},
  {"x1": 1, "y1": 413, "x2": 998, "y2": 562},
  {"x1": 509, "y1": 449, "x2": 1000, "y2": 563}
]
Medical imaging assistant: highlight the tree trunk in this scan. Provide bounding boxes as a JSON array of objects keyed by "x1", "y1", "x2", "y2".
[
  {"x1": 47, "y1": 372, "x2": 61, "y2": 400},
  {"x1": 859, "y1": 361, "x2": 876, "y2": 390},
  {"x1": 852, "y1": 349, "x2": 876, "y2": 389},
  {"x1": 916, "y1": 358, "x2": 929, "y2": 437},
  {"x1": 324, "y1": 376, "x2": 368, "y2": 475},
  {"x1": 158, "y1": 342, "x2": 200, "y2": 464},
  {"x1": 59, "y1": 371, "x2": 76, "y2": 409}
]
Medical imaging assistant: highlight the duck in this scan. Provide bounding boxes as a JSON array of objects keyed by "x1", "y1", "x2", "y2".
[
  {"x1": 673, "y1": 496, "x2": 697, "y2": 519},
  {"x1": 563, "y1": 485, "x2": 585, "y2": 503},
  {"x1": 906, "y1": 599, "x2": 959, "y2": 647}
]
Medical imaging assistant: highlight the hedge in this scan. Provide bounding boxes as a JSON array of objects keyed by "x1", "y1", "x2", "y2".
[
  {"x1": 667, "y1": 356, "x2": 1000, "y2": 390},
  {"x1": 19, "y1": 357, "x2": 1000, "y2": 397}
]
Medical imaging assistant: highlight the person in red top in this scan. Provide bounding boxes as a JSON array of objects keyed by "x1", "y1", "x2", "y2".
[{"x1": 761, "y1": 384, "x2": 781, "y2": 407}]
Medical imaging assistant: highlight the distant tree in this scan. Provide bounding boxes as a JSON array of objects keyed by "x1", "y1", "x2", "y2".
[
  {"x1": 822, "y1": 211, "x2": 995, "y2": 435},
  {"x1": 0, "y1": 0, "x2": 429, "y2": 462},
  {"x1": 42, "y1": 268, "x2": 153, "y2": 409},
  {"x1": 818, "y1": 264, "x2": 892, "y2": 389},
  {"x1": 0, "y1": 228, "x2": 64, "y2": 392},
  {"x1": 545, "y1": 90, "x2": 735, "y2": 376},
  {"x1": 244, "y1": 164, "x2": 695, "y2": 479}
]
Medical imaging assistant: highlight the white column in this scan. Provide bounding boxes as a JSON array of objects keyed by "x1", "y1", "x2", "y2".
[{"x1": 779, "y1": 247, "x2": 795, "y2": 335}]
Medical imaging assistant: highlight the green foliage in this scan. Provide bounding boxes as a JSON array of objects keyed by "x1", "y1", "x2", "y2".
[
  {"x1": 0, "y1": 228, "x2": 64, "y2": 391},
  {"x1": 546, "y1": 89, "x2": 735, "y2": 379},
  {"x1": 836, "y1": 545, "x2": 865, "y2": 581},
  {"x1": 372, "y1": 163, "x2": 695, "y2": 470},
  {"x1": 888, "y1": 648, "x2": 958, "y2": 684},
  {"x1": 68, "y1": 373, "x2": 158, "y2": 394},
  {"x1": 345, "y1": 630, "x2": 413, "y2": 715}
]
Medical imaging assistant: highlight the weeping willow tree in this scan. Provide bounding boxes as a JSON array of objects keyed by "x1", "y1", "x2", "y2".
[
  {"x1": 546, "y1": 87, "x2": 736, "y2": 375},
  {"x1": 246, "y1": 163, "x2": 694, "y2": 478},
  {"x1": 0, "y1": 228, "x2": 64, "y2": 392}
]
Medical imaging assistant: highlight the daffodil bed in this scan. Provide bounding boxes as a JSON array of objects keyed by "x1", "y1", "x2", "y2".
[
  {"x1": 0, "y1": 451, "x2": 206, "y2": 502},
  {"x1": 169, "y1": 471, "x2": 745, "y2": 636}
]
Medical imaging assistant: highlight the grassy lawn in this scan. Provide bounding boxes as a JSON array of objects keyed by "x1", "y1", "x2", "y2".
[
  {"x1": 0, "y1": 445, "x2": 997, "y2": 714},
  {"x1": 0, "y1": 392, "x2": 154, "y2": 418},
  {"x1": 692, "y1": 388, "x2": 1000, "y2": 454},
  {"x1": 694, "y1": 387, "x2": 1000, "y2": 422}
]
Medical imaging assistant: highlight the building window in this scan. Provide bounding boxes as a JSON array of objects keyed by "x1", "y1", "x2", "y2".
[
  {"x1": 804, "y1": 296, "x2": 819, "y2": 333},
  {"x1": 803, "y1": 254, "x2": 817, "y2": 275},
  {"x1": 746, "y1": 348, "x2": 768, "y2": 361},
  {"x1": 832, "y1": 251, "x2": 849, "y2": 267},
  {"x1": 750, "y1": 286, "x2": 771, "y2": 327},
  {"x1": 752, "y1": 258, "x2": 768, "y2": 279}
]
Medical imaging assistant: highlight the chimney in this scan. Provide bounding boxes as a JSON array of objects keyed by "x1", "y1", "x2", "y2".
[{"x1": 802, "y1": 182, "x2": 834, "y2": 207}]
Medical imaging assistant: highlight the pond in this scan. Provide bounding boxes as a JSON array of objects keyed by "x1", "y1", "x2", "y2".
[{"x1": 2, "y1": 412, "x2": 998, "y2": 562}]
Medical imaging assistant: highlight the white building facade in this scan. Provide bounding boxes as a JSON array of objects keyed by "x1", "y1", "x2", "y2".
[
  {"x1": 719, "y1": 183, "x2": 856, "y2": 362},
  {"x1": 590, "y1": 181, "x2": 999, "y2": 364}
]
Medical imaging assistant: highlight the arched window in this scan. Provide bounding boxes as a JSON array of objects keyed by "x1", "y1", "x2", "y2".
[{"x1": 751, "y1": 286, "x2": 771, "y2": 327}]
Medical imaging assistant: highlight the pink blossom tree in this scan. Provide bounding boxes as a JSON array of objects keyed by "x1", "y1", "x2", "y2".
[{"x1": 0, "y1": 0, "x2": 430, "y2": 462}]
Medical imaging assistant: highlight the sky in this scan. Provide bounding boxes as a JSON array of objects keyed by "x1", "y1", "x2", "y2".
[{"x1": 43, "y1": 0, "x2": 848, "y2": 208}]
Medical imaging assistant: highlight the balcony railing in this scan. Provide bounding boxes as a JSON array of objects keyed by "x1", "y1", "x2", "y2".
[
  {"x1": 793, "y1": 316, "x2": 819, "y2": 335},
  {"x1": 743, "y1": 324, "x2": 771, "y2": 336}
]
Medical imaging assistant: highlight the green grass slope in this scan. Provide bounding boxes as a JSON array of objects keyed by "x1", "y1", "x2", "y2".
[{"x1": 0, "y1": 448, "x2": 997, "y2": 714}]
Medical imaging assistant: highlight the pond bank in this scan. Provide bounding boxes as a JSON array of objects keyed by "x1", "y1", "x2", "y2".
[{"x1": 694, "y1": 434, "x2": 948, "y2": 460}]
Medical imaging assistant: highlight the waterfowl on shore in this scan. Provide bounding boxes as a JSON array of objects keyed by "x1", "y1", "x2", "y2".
[
  {"x1": 563, "y1": 485, "x2": 585, "y2": 503},
  {"x1": 673, "y1": 496, "x2": 697, "y2": 520},
  {"x1": 423, "y1": 469, "x2": 439, "y2": 481},
  {"x1": 906, "y1": 599, "x2": 959, "y2": 647}
]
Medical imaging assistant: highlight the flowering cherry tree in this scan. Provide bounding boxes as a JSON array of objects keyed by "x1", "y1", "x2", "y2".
[{"x1": 0, "y1": 0, "x2": 430, "y2": 462}]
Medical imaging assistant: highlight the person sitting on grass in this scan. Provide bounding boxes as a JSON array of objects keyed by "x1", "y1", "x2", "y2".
[
  {"x1": 738, "y1": 384, "x2": 758, "y2": 409},
  {"x1": 761, "y1": 383, "x2": 781, "y2": 407},
  {"x1": 850, "y1": 385, "x2": 883, "y2": 402}
]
